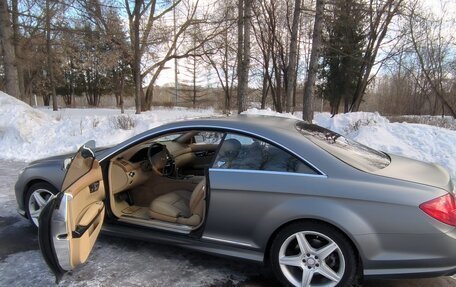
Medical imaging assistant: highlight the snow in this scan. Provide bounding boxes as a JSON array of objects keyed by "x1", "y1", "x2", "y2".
[
  {"x1": 0, "y1": 91, "x2": 217, "y2": 161},
  {"x1": 241, "y1": 108, "x2": 299, "y2": 119},
  {"x1": 0, "y1": 91, "x2": 455, "y2": 181},
  {"x1": 312, "y1": 112, "x2": 456, "y2": 182}
]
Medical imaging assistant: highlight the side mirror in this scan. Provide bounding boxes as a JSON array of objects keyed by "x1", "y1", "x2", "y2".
[
  {"x1": 62, "y1": 158, "x2": 72, "y2": 170},
  {"x1": 80, "y1": 146, "x2": 95, "y2": 159}
]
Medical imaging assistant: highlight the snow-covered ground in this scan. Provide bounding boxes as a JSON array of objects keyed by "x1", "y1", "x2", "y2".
[{"x1": 0, "y1": 92, "x2": 455, "y2": 181}]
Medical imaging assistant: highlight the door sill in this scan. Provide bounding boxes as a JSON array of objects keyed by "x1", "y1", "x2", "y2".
[{"x1": 118, "y1": 215, "x2": 193, "y2": 234}]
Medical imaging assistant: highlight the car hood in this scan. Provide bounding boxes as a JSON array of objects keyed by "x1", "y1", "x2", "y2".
[
  {"x1": 29, "y1": 152, "x2": 73, "y2": 166},
  {"x1": 372, "y1": 154, "x2": 453, "y2": 192}
]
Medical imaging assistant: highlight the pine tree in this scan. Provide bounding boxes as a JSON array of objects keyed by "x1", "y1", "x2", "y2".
[{"x1": 319, "y1": 0, "x2": 366, "y2": 115}]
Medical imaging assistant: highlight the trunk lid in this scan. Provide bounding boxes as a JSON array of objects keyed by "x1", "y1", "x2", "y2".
[{"x1": 372, "y1": 154, "x2": 453, "y2": 192}]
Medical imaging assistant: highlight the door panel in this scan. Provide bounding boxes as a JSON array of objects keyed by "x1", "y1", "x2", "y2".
[
  {"x1": 204, "y1": 168, "x2": 326, "y2": 250},
  {"x1": 66, "y1": 160, "x2": 105, "y2": 268},
  {"x1": 39, "y1": 142, "x2": 105, "y2": 279},
  {"x1": 189, "y1": 144, "x2": 218, "y2": 169}
]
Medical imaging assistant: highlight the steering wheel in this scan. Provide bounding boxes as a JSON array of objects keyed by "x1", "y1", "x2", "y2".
[{"x1": 147, "y1": 143, "x2": 175, "y2": 176}]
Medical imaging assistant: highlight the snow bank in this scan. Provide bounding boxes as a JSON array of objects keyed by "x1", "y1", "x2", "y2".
[
  {"x1": 0, "y1": 92, "x2": 454, "y2": 182},
  {"x1": 242, "y1": 109, "x2": 456, "y2": 181},
  {"x1": 241, "y1": 108, "x2": 299, "y2": 119},
  {"x1": 314, "y1": 112, "x2": 456, "y2": 182},
  {"x1": 0, "y1": 92, "x2": 217, "y2": 161}
]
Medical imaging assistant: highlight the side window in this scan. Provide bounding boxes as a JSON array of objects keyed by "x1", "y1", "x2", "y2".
[
  {"x1": 62, "y1": 145, "x2": 95, "y2": 191},
  {"x1": 154, "y1": 133, "x2": 183, "y2": 142},
  {"x1": 193, "y1": 131, "x2": 223, "y2": 145},
  {"x1": 213, "y1": 134, "x2": 317, "y2": 174}
]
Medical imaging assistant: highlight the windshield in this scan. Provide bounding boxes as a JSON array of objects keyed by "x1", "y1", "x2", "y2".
[{"x1": 296, "y1": 122, "x2": 390, "y2": 172}]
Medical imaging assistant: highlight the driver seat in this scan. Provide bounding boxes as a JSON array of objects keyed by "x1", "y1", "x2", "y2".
[{"x1": 149, "y1": 179, "x2": 205, "y2": 226}]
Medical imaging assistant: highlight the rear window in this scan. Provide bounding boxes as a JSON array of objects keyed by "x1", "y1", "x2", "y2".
[{"x1": 296, "y1": 122, "x2": 390, "y2": 172}]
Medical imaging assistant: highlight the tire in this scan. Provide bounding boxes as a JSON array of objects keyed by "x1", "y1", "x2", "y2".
[
  {"x1": 270, "y1": 221, "x2": 357, "y2": 287},
  {"x1": 25, "y1": 182, "x2": 58, "y2": 228}
]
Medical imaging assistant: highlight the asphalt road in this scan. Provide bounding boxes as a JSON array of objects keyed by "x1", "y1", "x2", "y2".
[{"x1": 0, "y1": 160, "x2": 455, "y2": 287}]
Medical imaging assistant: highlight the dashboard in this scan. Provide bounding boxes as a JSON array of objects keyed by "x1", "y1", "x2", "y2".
[{"x1": 110, "y1": 145, "x2": 153, "y2": 195}]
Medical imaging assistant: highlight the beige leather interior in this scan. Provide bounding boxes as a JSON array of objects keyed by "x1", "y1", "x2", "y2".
[
  {"x1": 107, "y1": 133, "x2": 211, "y2": 230},
  {"x1": 129, "y1": 173, "x2": 202, "y2": 207},
  {"x1": 65, "y1": 160, "x2": 105, "y2": 269},
  {"x1": 149, "y1": 179, "x2": 206, "y2": 226},
  {"x1": 110, "y1": 160, "x2": 151, "y2": 195},
  {"x1": 108, "y1": 161, "x2": 202, "y2": 218}
]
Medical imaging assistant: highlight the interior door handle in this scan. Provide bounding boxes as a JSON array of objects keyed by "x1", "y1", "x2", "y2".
[
  {"x1": 89, "y1": 181, "x2": 100, "y2": 193},
  {"x1": 195, "y1": 151, "x2": 207, "y2": 157}
]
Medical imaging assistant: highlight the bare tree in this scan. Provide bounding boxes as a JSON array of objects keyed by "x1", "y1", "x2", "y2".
[
  {"x1": 349, "y1": 0, "x2": 404, "y2": 112},
  {"x1": 0, "y1": 0, "x2": 20, "y2": 98},
  {"x1": 285, "y1": 0, "x2": 302, "y2": 113},
  {"x1": 123, "y1": 0, "x2": 183, "y2": 113},
  {"x1": 45, "y1": 0, "x2": 58, "y2": 110},
  {"x1": 302, "y1": 0, "x2": 324, "y2": 121},
  {"x1": 407, "y1": 1, "x2": 456, "y2": 118},
  {"x1": 237, "y1": 0, "x2": 252, "y2": 113},
  {"x1": 141, "y1": 1, "x2": 224, "y2": 111},
  {"x1": 202, "y1": 2, "x2": 237, "y2": 114}
]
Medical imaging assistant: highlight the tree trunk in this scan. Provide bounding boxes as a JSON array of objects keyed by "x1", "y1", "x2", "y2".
[
  {"x1": 133, "y1": 0, "x2": 142, "y2": 114},
  {"x1": 120, "y1": 74, "x2": 125, "y2": 114},
  {"x1": 285, "y1": 0, "x2": 301, "y2": 113},
  {"x1": 45, "y1": 0, "x2": 58, "y2": 111},
  {"x1": 0, "y1": 0, "x2": 20, "y2": 98},
  {"x1": 261, "y1": 69, "x2": 269, "y2": 109},
  {"x1": 192, "y1": 55, "x2": 196, "y2": 108},
  {"x1": 11, "y1": 0, "x2": 25, "y2": 101},
  {"x1": 237, "y1": 0, "x2": 251, "y2": 114},
  {"x1": 237, "y1": 0, "x2": 244, "y2": 113},
  {"x1": 302, "y1": 0, "x2": 324, "y2": 122}
]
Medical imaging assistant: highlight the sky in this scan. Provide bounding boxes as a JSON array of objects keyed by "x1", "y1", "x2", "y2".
[{"x1": 152, "y1": 0, "x2": 456, "y2": 87}]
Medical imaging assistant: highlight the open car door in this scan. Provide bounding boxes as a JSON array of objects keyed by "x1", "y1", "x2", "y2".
[{"x1": 38, "y1": 141, "x2": 105, "y2": 282}]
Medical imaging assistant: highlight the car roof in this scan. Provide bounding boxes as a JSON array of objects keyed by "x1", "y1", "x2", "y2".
[{"x1": 160, "y1": 114, "x2": 302, "y2": 133}]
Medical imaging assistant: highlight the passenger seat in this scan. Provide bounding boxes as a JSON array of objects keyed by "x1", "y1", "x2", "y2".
[{"x1": 149, "y1": 180, "x2": 206, "y2": 226}]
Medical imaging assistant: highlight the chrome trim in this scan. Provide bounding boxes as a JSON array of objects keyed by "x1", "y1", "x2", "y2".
[
  {"x1": 118, "y1": 216, "x2": 192, "y2": 234},
  {"x1": 17, "y1": 207, "x2": 26, "y2": 217},
  {"x1": 99, "y1": 124, "x2": 327, "y2": 176},
  {"x1": 209, "y1": 168, "x2": 327, "y2": 178},
  {"x1": 51, "y1": 193, "x2": 72, "y2": 271},
  {"x1": 202, "y1": 236, "x2": 254, "y2": 247}
]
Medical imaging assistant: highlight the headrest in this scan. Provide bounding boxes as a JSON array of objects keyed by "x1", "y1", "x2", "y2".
[{"x1": 218, "y1": 138, "x2": 241, "y2": 159}]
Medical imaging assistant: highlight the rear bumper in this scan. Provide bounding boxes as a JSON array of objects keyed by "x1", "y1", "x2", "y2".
[{"x1": 357, "y1": 229, "x2": 456, "y2": 279}]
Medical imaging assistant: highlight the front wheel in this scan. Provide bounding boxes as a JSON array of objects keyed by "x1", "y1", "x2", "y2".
[
  {"x1": 25, "y1": 182, "x2": 58, "y2": 228},
  {"x1": 270, "y1": 221, "x2": 357, "y2": 287}
]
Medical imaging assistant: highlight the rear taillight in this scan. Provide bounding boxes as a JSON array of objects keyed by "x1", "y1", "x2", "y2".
[{"x1": 420, "y1": 193, "x2": 456, "y2": 227}]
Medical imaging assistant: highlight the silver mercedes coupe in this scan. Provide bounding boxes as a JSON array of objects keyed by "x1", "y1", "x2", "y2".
[{"x1": 14, "y1": 115, "x2": 456, "y2": 287}]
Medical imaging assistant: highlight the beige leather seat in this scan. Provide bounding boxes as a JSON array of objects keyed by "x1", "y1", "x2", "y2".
[{"x1": 149, "y1": 180, "x2": 205, "y2": 226}]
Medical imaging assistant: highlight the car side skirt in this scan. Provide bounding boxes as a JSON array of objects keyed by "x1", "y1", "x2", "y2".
[
  {"x1": 101, "y1": 223, "x2": 264, "y2": 263},
  {"x1": 364, "y1": 266, "x2": 456, "y2": 279}
]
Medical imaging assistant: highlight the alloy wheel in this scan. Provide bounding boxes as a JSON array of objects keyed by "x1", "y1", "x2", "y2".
[
  {"x1": 28, "y1": 188, "x2": 54, "y2": 227},
  {"x1": 278, "y1": 231, "x2": 345, "y2": 287}
]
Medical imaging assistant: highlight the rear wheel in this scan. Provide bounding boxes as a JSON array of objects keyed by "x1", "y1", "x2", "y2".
[
  {"x1": 25, "y1": 182, "x2": 58, "y2": 228},
  {"x1": 270, "y1": 222, "x2": 357, "y2": 287}
]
